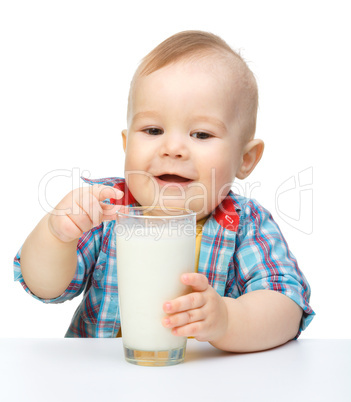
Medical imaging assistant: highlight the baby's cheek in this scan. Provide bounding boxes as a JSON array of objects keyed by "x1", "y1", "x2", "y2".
[{"x1": 125, "y1": 172, "x2": 151, "y2": 204}]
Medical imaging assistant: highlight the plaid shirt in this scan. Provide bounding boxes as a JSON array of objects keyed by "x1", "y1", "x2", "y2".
[{"x1": 14, "y1": 177, "x2": 314, "y2": 338}]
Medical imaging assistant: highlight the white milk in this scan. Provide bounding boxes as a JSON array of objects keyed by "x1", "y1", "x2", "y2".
[{"x1": 117, "y1": 231, "x2": 195, "y2": 351}]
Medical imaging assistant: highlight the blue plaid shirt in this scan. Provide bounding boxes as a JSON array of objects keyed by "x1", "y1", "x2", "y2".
[{"x1": 14, "y1": 177, "x2": 314, "y2": 337}]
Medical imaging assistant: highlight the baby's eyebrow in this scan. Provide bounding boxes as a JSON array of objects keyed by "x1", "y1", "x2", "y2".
[
  {"x1": 131, "y1": 111, "x2": 227, "y2": 132},
  {"x1": 192, "y1": 115, "x2": 227, "y2": 132},
  {"x1": 131, "y1": 111, "x2": 161, "y2": 123}
]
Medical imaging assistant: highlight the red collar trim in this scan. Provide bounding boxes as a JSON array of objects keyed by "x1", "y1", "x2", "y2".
[
  {"x1": 111, "y1": 181, "x2": 137, "y2": 205},
  {"x1": 212, "y1": 195, "x2": 240, "y2": 232},
  {"x1": 80, "y1": 177, "x2": 137, "y2": 206}
]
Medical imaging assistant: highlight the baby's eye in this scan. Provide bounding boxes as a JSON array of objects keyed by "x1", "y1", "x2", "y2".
[
  {"x1": 143, "y1": 128, "x2": 163, "y2": 135},
  {"x1": 191, "y1": 132, "x2": 212, "y2": 140}
]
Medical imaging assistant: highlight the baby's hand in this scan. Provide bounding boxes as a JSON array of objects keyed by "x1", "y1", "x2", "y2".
[
  {"x1": 162, "y1": 273, "x2": 228, "y2": 342},
  {"x1": 48, "y1": 184, "x2": 123, "y2": 242}
]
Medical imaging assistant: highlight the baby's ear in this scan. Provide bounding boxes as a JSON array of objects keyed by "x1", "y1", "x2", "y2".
[
  {"x1": 236, "y1": 139, "x2": 264, "y2": 180},
  {"x1": 121, "y1": 129, "x2": 127, "y2": 152}
]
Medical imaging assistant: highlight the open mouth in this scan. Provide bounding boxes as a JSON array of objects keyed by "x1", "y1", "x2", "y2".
[{"x1": 156, "y1": 174, "x2": 192, "y2": 184}]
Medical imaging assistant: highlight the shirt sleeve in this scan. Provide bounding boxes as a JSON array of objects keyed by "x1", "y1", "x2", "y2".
[
  {"x1": 230, "y1": 198, "x2": 315, "y2": 335},
  {"x1": 13, "y1": 224, "x2": 103, "y2": 304}
]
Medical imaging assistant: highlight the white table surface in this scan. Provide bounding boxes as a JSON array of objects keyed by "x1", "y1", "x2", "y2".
[{"x1": 0, "y1": 338, "x2": 350, "y2": 402}]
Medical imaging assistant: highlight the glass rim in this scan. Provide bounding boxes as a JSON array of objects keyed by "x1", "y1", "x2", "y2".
[{"x1": 116, "y1": 205, "x2": 196, "y2": 219}]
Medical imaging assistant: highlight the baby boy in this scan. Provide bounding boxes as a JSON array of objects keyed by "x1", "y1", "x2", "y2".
[{"x1": 14, "y1": 30, "x2": 314, "y2": 352}]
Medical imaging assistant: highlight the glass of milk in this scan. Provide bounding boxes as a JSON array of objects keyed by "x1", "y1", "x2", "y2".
[{"x1": 116, "y1": 206, "x2": 196, "y2": 366}]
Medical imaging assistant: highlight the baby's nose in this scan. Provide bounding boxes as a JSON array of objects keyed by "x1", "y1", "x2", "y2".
[{"x1": 160, "y1": 134, "x2": 189, "y2": 159}]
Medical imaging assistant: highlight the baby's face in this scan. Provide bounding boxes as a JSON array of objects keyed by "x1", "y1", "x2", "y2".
[{"x1": 123, "y1": 59, "x2": 247, "y2": 219}]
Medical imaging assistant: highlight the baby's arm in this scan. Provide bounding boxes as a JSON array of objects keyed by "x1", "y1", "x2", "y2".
[
  {"x1": 214, "y1": 287, "x2": 303, "y2": 352},
  {"x1": 162, "y1": 273, "x2": 302, "y2": 352},
  {"x1": 20, "y1": 185, "x2": 123, "y2": 299}
]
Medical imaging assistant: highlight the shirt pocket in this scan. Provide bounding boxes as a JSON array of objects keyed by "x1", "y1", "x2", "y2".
[{"x1": 80, "y1": 251, "x2": 107, "y2": 325}]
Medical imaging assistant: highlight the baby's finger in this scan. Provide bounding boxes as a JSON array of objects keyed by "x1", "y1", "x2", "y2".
[
  {"x1": 100, "y1": 202, "x2": 123, "y2": 221},
  {"x1": 181, "y1": 273, "x2": 209, "y2": 292},
  {"x1": 79, "y1": 191, "x2": 103, "y2": 228},
  {"x1": 49, "y1": 213, "x2": 84, "y2": 243},
  {"x1": 171, "y1": 322, "x2": 205, "y2": 339},
  {"x1": 90, "y1": 184, "x2": 124, "y2": 222},
  {"x1": 90, "y1": 184, "x2": 124, "y2": 203},
  {"x1": 163, "y1": 308, "x2": 205, "y2": 329},
  {"x1": 163, "y1": 292, "x2": 205, "y2": 314},
  {"x1": 66, "y1": 202, "x2": 94, "y2": 234}
]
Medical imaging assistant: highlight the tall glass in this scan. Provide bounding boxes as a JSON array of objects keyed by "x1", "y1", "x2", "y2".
[{"x1": 115, "y1": 206, "x2": 196, "y2": 366}]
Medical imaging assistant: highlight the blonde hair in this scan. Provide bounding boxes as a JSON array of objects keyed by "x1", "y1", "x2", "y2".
[{"x1": 128, "y1": 30, "x2": 258, "y2": 139}]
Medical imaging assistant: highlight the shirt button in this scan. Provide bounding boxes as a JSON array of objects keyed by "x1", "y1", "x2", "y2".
[{"x1": 94, "y1": 269, "x2": 103, "y2": 280}]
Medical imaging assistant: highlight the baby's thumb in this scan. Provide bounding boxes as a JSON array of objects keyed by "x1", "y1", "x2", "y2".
[
  {"x1": 100, "y1": 202, "x2": 123, "y2": 221},
  {"x1": 91, "y1": 184, "x2": 124, "y2": 221},
  {"x1": 91, "y1": 184, "x2": 124, "y2": 202}
]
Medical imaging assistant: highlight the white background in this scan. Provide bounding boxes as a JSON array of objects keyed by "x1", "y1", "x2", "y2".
[{"x1": 0, "y1": 0, "x2": 350, "y2": 339}]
